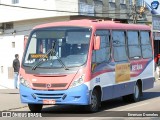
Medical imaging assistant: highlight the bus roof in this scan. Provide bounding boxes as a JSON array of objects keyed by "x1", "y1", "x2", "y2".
[{"x1": 34, "y1": 19, "x2": 151, "y2": 31}]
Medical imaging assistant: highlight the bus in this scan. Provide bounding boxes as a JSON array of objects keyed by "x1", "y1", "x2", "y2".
[{"x1": 19, "y1": 19, "x2": 154, "y2": 112}]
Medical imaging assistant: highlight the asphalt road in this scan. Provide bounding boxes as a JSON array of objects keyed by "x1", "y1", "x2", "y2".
[{"x1": 0, "y1": 80, "x2": 160, "y2": 120}]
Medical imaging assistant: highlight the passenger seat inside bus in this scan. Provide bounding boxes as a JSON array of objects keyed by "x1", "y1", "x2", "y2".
[{"x1": 71, "y1": 44, "x2": 79, "y2": 54}]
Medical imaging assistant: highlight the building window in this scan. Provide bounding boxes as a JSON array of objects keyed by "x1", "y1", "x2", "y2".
[
  {"x1": 79, "y1": 0, "x2": 86, "y2": 3},
  {"x1": 120, "y1": 0, "x2": 127, "y2": 9},
  {"x1": 4, "y1": 22, "x2": 13, "y2": 30},
  {"x1": 109, "y1": 0, "x2": 115, "y2": 2},
  {"x1": 12, "y1": 42, "x2": 15, "y2": 48},
  {"x1": 79, "y1": 1, "x2": 94, "y2": 16},
  {"x1": 129, "y1": 0, "x2": 132, "y2": 5},
  {"x1": 12, "y1": 0, "x2": 19, "y2": 4},
  {"x1": 94, "y1": 0, "x2": 103, "y2": 15},
  {"x1": 109, "y1": 0, "x2": 116, "y2": 9},
  {"x1": 1, "y1": 66, "x2": 3, "y2": 74},
  {"x1": 120, "y1": 0, "x2": 126, "y2": 4},
  {"x1": 136, "y1": 0, "x2": 145, "y2": 7}
]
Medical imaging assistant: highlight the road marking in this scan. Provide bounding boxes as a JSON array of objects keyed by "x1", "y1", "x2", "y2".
[
  {"x1": 83, "y1": 117, "x2": 97, "y2": 120},
  {"x1": 118, "y1": 102, "x2": 149, "y2": 111},
  {"x1": 2, "y1": 106, "x2": 28, "y2": 111}
]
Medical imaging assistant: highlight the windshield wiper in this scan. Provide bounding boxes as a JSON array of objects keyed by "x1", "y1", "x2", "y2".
[
  {"x1": 32, "y1": 49, "x2": 52, "y2": 70},
  {"x1": 50, "y1": 49, "x2": 69, "y2": 70},
  {"x1": 32, "y1": 42, "x2": 69, "y2": 70}
]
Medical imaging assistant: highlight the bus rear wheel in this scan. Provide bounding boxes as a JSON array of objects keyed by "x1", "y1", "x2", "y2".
[
  {"x1": 123, "y1": 83, "x2": 140, "y2": 102},
  {"x1": 28, "y1": 104, "x2": 43, "y2": 112},
  {"x1": 86, "y1": 89, "x2": 100, "y2": 112}
]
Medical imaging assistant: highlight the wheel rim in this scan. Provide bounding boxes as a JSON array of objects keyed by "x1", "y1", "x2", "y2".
[
  {"x1": 134, "y1": 85, "x2": 139, "y2": 99},
  {"x1": 91, "y1": 92, "x2": 98, "y2": 110}
]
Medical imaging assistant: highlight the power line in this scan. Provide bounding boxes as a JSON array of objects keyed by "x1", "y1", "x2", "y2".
[
  {"x1": 0, "y1": 3, "x2": 129, "y2": 15},
  {"x1": 4, "y1": 29, "x2": 32, "y2": 35},
  {"x1": 0, "y1": 3, "x2": 77, "y2": 13}
]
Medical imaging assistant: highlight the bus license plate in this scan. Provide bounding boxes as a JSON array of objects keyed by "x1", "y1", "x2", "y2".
[{"x1": 43, "y1": 100, "x2": 55, "y2": 104}]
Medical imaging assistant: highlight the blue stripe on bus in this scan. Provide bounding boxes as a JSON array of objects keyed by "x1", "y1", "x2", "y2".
[
  {"x1": 101, "y1": 77, "x2": 154, "y2": 101},
  {"x1": 102, "y1": 81, "x2": 135, "y2": 101},
  {"x1": 142, "y1": 77, "x2": 155, "y2": 90}
]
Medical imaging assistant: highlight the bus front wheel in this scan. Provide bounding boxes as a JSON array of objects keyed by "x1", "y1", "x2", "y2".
[
  {"x1": 86, "y1": 89, "x2": 100, "y2": 112},
  {"x1": 28, "y1": 104, "x2": 43, "y2": 112}
]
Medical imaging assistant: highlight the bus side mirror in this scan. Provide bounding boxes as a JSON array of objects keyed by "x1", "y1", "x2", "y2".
[
  {"x1": 24, "y1": 35, "x2": 28, "y2": 50},
  {"x1": 94, "y1": 36, "x2": 100, "y2": 50}
]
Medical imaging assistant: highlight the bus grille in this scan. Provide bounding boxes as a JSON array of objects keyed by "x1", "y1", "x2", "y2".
[
  {"x1": 34, "y1": 93, "x2": 66, "y2": 100},
  {"x1": 32, "y1": 83, "x2": 67, "y2": 88}
]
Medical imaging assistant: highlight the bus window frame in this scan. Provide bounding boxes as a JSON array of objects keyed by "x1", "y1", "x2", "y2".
[
  {"x1": 92, "y1": 29, "x2": 111, "y2": 63},
  {"x1": 139, "y1": 30, "x2": 153, "y2": 59},
  {"x1": 126, "y1": 30, "x2": 142, "y2": 60},
  {"x1": 91, "y1": 29, "x2": 111, "y2": 73},
  {"x1": 111, "y1": 30, "x2": 129, "y2": 62}
]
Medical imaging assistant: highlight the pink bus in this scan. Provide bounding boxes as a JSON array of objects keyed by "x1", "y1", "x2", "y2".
[{"x1": 19, "y1": 19, "x2": 154, "y2": 112}]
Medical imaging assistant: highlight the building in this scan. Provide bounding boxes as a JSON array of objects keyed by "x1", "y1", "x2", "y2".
[{"x1": 0, "y1": 0, "x2": 149, "y2": 88}]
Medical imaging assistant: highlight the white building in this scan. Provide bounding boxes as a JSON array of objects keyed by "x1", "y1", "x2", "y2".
[{"x1": 0, "y1": 0, "x2": 82, "y2": 88}]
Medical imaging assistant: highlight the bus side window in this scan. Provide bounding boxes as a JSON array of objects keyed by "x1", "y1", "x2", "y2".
[
  {"x1": 112, "y1": 30, "x2": 128, "y2": 62},
  {"x1": 127, "y1": 31, "x2": 141, "y2": 60},
  {"x1": 140, "y1": 31, "x2": 152, "y2": 59},
  {"x1": 92, "y1": 30, "x2": 110, "y2": 72}
]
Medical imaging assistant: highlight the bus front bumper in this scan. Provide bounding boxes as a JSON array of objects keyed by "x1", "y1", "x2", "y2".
[{"x1": 19, "y1": 84, "x2": 90, "y2": 105}]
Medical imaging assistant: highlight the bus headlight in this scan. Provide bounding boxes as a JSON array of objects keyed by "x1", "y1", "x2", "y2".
[
  {"x1": 20, "y1": 76, "x2": 30, "y2": 88},
  {"x1": 70, "y1": 75, "x2": 85, "y2": 88}
]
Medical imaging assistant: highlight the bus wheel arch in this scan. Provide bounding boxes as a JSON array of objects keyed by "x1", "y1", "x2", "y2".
[
  {"x1": 123, "y1": 79, "x2": 142, "y2": 103},
  {"x1": 86, "y1": 85, "x2": 102, "y2": 112},
  {"x1": 93, "y1": 86, "x2": 102, "y2": 107}
]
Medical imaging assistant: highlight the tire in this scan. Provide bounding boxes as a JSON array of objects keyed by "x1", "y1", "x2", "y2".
[
  {"x1": 85, "y1": 90, "x2": 100, "y2": 112},
  {"x1": 28, "y1": 104, "x2": 43, "y2": 112},
  {"x1": 123, "y1": 83, "x2": 140, "y2": 102}
]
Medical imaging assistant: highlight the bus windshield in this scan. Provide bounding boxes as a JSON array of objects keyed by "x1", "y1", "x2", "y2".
[{"x1": 23, "y1": 27, "x2": 91, "y2": 69}]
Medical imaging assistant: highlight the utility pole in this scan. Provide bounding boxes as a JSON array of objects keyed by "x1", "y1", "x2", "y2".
[
  {"x1": 131, "y1": 0, "x2": 137, "y2": 24},
  {"x1": 130, "y1": 0, "x2": 146, "y2": 24}
]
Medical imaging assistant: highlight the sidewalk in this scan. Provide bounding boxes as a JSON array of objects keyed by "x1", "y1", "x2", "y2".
[
  {"x1": 154, "y1": 71, "x2": 160, "y2": 85},
  {"x1": 0, "y1": 79, "x2": 19, "y2": 89},
  {"x1": 154, "y1": 77, "x2": 160, "y2": 86},
  {"x1": 0, "y1": 89, "x2": 27, "y2": 111},
  {"x1": 0, "y1": 84, "x2": 19, "y2": 89},
  {"x1": 0, "y1": 84, "x2": 10, "y2": 89}
]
